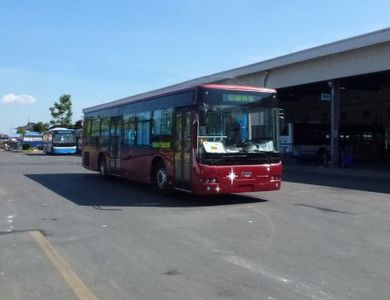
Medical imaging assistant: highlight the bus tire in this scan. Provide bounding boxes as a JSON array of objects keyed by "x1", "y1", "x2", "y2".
[
  {"x1": 98, "y1": 156, "x2": 109, "y2": 180},
  {"x1": 152, "y1": 161, "x2": 169, "y2": 194}
]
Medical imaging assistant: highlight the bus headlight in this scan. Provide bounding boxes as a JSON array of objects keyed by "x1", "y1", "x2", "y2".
[{"x1": 201, "y1": 178, "x2": 219, "y2": 184}]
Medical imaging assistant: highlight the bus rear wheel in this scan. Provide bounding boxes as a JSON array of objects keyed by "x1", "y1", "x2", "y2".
[
  {"x1": 98, "y1": 156, "x2": 109, "y2": 180},
  {"x1": 152, "y1": 162, "x2": 170, "y2": 194}
]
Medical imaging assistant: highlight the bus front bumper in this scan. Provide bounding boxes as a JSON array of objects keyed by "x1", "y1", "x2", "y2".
[
  {"x1": 192, "y1": 162, "x2": 282, "y2": 195},
  {"x1": 53, "y1": 147, "x2": 76, "y2": 154}
]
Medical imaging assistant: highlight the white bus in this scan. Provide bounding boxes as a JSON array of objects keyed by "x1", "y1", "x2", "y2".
[
  {"x1": 280, "y1": 122, "x2": 384, "y2": 164},
  {"x1": 42, "y1": 127, "x2": 77, "y2": 154}
]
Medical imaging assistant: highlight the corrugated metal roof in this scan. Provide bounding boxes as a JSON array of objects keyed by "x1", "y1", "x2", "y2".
[{"x1": 214, "y1": 27, "x2": 390, "y2": 77}]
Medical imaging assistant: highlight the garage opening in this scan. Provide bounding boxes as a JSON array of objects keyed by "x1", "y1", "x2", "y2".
[{"x1": 278, "y1": 70, "x2": 390, "y2": 165}]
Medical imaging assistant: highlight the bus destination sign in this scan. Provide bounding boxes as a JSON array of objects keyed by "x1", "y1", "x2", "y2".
[
  {"x1": 222, "y1": 94, "x2": 257, "y2": 104},
  {"x1": 54, "y1": 130, "x2": 73, "y2": 134}
]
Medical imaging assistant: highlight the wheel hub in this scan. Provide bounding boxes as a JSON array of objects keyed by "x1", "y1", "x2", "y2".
[{"x1": 157, "y1": 168, "x2": 167, "y2": 189}]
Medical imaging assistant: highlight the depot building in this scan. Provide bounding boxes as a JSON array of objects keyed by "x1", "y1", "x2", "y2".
[{"x1": 163, "y1": 27, "x2": 390, "y2": 166}]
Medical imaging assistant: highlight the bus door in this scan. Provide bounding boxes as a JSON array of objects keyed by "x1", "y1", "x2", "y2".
[
  {"x1": 109, "y1": 117, "x2": 123, "y2": 172},
  {"x1": 175, "y1": 108, "x2": 192, "y2": 190}
]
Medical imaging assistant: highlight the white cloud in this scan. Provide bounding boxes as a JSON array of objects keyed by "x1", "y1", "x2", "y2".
[{"x1": 1, "y1": 94, "x2": 36, "y2": 104}]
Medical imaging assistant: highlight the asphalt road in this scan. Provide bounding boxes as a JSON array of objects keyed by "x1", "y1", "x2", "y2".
[{"x1": 0, "y1": 150, "x2": 389, "y2": 300}]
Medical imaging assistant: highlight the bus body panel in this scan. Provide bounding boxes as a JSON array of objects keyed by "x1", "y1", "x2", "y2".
[
  {"x1": 82, "y1": 147, "x2": 176, "y2": 186},
  {"x1": 119, "y1": 147, "x2": 175, "y2": 185},
  {"x1": 192, "y1": 162, "x2": 282, "y2": 195},
  {"x1": 81, "y1": 146, "x2": 97, "y2": 170}
]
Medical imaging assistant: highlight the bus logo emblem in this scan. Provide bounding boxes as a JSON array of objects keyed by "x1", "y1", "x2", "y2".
[{"x1": 241, "y1": 171, "x2": 252, "y2": 178}]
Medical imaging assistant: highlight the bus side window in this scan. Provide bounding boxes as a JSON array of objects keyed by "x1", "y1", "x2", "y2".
[
  {"x1": 124, "y1": 114, "x2": 136, "y2": 146},
  {"x1": 100, "y1": 118, "x2": 110, "y2": 146},
  {"x1": 91, "y1": 118, "x2": 101, "y2": 146},
  {"x1": 136, "y1": 111, "x2": 151, "y2": 146},
  {"x1": 152, "y1": 109, "x2": 173, "y2": 149}
]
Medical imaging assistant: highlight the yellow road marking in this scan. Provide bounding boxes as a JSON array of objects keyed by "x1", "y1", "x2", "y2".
[{"x1": 30, "y1": 231, "x2": 98, "y2": 300}]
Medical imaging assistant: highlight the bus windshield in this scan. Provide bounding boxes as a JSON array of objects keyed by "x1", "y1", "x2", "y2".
[
  {"x1": 197, "y1": 88, "x2": 280, "y2": 164},
  {"x1": 53, "y1": 132, "x2": 76, "y2": 145}
]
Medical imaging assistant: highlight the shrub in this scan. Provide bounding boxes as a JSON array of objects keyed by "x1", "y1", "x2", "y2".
[{"x1": 22, "y1": 143, "x2": 32, "y2": 150}]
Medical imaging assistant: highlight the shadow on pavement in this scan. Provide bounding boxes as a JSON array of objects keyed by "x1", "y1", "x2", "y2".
[
  {"x1": 25, "y1": 173, "x2": 266, "y2": 207},
  {"x1": 24, "y1": 153, "x2": 80, "y2": 157},
  {"x1": 283, "y1": 167, "x2": 390, "y2": 194}
]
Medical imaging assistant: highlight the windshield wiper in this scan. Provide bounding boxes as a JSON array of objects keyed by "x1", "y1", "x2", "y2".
[
  {"x1": 201, "y1": 154, "x2": 246, "y2": 165},
  {"x1": 202, "y1": 153, "x2": 275, "y2": 165},
  {"x1": 207, "y1": 157, "x2": 228, "y2": 165}
]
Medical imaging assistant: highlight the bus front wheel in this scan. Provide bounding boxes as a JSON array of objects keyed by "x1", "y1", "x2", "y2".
[{"x1": 152, "y1": 162, "x2": 169, "y2": 194}]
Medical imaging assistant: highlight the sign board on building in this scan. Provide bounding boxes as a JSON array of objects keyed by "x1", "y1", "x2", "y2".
[{"x1": 321, "y1": 93, "x2": 331, "y2": 101}]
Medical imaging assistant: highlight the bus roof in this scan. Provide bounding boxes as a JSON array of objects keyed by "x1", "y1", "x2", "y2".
[
  {"x1": 83, "y1": 84, "x2": 276, "y2": 114},
  {"x1": 200, "y1": 84, "x2": 276, "y2": 93},
  {"x1": 46, "y1": 127, "x2": 74, "y2": 132}
]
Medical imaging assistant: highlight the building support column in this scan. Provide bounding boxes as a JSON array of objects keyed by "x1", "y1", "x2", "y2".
[{"x1": 329, "y1": 80, "x2": 340, "y2": 166}]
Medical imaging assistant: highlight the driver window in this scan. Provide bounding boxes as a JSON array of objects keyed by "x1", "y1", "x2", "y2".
[{"x1": 249, "y1": 111, "x2": 265, "y2": 141}]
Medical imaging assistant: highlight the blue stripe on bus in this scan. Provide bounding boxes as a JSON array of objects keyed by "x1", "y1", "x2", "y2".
[{"x1": 52, "y1": 148, "x2": 77, "y2": 154}]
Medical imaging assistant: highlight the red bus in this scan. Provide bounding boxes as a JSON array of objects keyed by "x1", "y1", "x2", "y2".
[{"x1": 82, "y1": 84, "x2": 282, "y2": 195}]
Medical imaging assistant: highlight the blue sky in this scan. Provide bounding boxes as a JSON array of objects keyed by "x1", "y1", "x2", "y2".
[{"x1": 1, "y1": 0, "x2": 389, "y2": 134}]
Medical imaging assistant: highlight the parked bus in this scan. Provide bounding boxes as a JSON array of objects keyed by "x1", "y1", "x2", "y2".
[
  {"x1": 280, "y1": 122, "x2": 384, "y2": 163},
  {"x1": 22, "y1": 132, "x2": 43, "y2": 149},
  {"x1": 82, "y1": 84, "x2": 282, "y2": 195},
  {"x1": 42, "y1": 127, "x2": 77, "y2": 154}
]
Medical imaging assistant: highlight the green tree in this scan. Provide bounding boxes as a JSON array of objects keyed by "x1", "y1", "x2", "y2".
[
  {"x1": 49, "y1": 94, "x2": 73, "y2": 127},
  {"x1": 73, "y1": 119, "x2": 83, "y2": 129},
  {"x1": 33, "y1": 122, "x2": 50, "y2": 133},
  {"x1": 16, "y1": 128, "x2": 26, "y2": 135}
]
